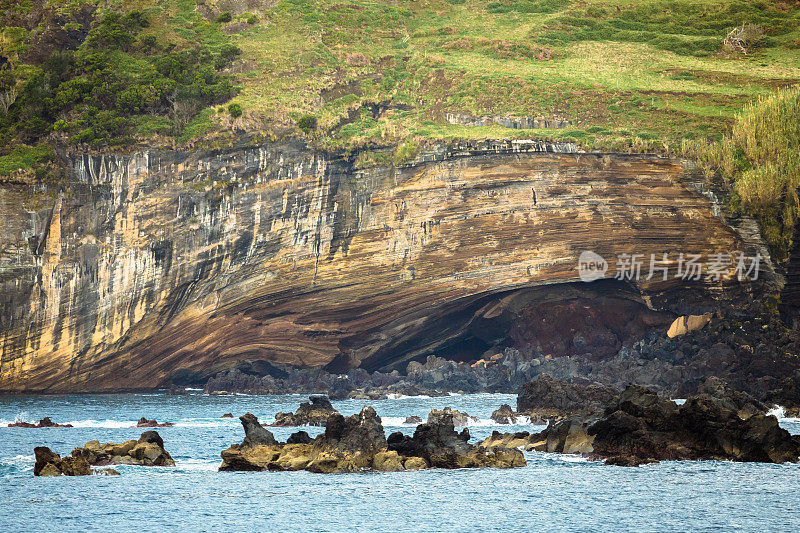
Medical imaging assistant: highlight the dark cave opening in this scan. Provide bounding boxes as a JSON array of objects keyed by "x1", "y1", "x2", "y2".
[{"x1": 354, "y1": 279, "x2": 676, "y2": 374}]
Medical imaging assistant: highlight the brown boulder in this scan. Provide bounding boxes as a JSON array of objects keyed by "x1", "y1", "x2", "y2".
[
  {"x1": 71, "y1": 431, "x2": 175, "y2": 466},
  {"x1": 34, "y1": 447, "x2": 91, "y2": 476},
  {"x1": 427, "y1": 407, "x2": 477, "y2": 427},
  {"x1": 490, "y1": 404, "x2": 518, "y2": 424}
]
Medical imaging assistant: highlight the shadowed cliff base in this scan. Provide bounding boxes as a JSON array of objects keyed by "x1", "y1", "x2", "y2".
[{"x1": 197, "y1": 299, "x2": 800, "y2": 413}]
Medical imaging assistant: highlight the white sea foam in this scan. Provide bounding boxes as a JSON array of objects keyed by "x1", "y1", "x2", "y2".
[
  {"x1": 175, "y1": 458, "x2": 221, "y2": 472},
  {"x1": 381, "y1": 416, "x2": 539, "y2": 427},
  {"x1": 767, "y1": 405, "x2": 786, "y2": 418},
  {"x1": 557, "y1": 454, "x2": 590, "y2": 463},
  {"x1": 174, "y1": 418, "x2": 235, "y2": 428},
  {"x1": 672, "y1": 398, "x2": 687, "y2": 405},
  {"x1": 0, "y1": 454, "x2": 34, "y2": 472},
  {"x1": 1, "y1": 414, "x2": 139, "y2": 428},
  {"x1": 70, "y1": 419, "x2": 139, "y2": 428},
  {"x1": 385, "y1": 394, "x2": 434, "y2": 400}
]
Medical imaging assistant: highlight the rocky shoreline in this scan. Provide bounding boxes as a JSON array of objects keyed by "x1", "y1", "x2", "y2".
[
  {"x1": 197, "y1": 308, "x2": 800, "y2": 416},
  {"x1": 484, "y1": 384, "x2": 800, "y2": 466},
  {"x1": 29, "y1": 378, "x2": 800, "y2": 478}
]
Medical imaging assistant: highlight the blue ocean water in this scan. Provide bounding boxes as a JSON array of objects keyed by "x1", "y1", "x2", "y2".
[{"x1": 1, "y1": 392, "x2": 799, "y2": 532}]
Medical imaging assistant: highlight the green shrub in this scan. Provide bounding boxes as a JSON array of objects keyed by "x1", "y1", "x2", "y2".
[
  {"x1": 139, "y1": 34, "x2": 158, "y2": 52},
  {"x1": 297, "y1": 114, "x2": 317, "y2": 133},
  {"x1": 246, "y1": 14, "x2": 258, "y2": 24},
  {"x1": 217, "y1": 12, "x2": 232, "y2": 23},
  {"x1": 0, "y1": 8, "x2": 239, "y2": 148},
  {"x1": 228, "y1": 103, "x2": 242, "y2": 118},
  {"x1": 0, "y1": 144, "x2": 54, "y2": 176},
  {"x1": 687, "y1": 87, "x2": 800, "y2": 261}
]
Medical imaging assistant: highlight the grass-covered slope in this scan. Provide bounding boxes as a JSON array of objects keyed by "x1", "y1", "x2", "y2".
[
  {"x1": 2, "y1": 1, "x2": 800, "y2": 154},
  {"x1": 1, "y1": 1, "x2": 799, "y2": 185},
  {"x1": 223, "y1": 0, "x2": 800, "y2": 152},
  {"x1": 685, "y1": 86, "x2": 800, "y2": 261}
]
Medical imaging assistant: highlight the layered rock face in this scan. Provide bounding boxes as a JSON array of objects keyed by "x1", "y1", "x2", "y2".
[{"x1": 0, "y1": 139, "x2": 770, "y2": 392}]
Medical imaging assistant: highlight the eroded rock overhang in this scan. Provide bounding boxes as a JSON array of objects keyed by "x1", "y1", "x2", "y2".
[{"x1": 0, "y1": 140, "x2": 775, "y2": 391}]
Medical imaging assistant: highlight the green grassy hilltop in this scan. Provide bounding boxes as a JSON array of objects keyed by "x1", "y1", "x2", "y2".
[
  {"x1": 1, "y1": 0, "x2": 800, "y2": 254},
  {"x1": 2, "y1": 0, "x2": 800, "y2": 153}
]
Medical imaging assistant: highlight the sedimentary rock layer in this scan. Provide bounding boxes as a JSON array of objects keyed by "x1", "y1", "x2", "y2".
[{"x1": 0, "y1": 140, "x2": 771, "y2": 391}]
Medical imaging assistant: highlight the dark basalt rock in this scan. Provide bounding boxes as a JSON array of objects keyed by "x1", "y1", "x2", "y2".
[
  {"x1": 604, "y1": 455, "x2": 658, "y2": 467},
  {"x1": 135, "y1": 417, "x2": 174, "y2": 428},
  {"x1": 696, "y1": 376, "x2": 768, "y2": 419},
  {"x1": 387, "y1": 412, "x2": 524, "y2": 469},
  {"x1": 9, "y1": 417, "x2": 73, "y2": 428},
  {"x1": 535, "y1": 416, "x2": 597, "y2": 454},
  {"x1": 490, "y1": 404, "x2": 518, "y2": 424},
  {"x1": 71, "y1": 431, "x2": 175, "y2": 466},
  {"x1": 34, "y1": 447, "x2": 91, "y2": 476},
  {"x1": 403, "y1": 415, "x2": 423, "y2": 425},
  {"x1": 320, "y1": 407, "x2": 386, "y2": 456},
  {"x1": 485, "y1": 383, "x2": 800, "y2": 464},
  {"x1": 222, "y1": 413, "x2": 234, "y2": 418},
  {"x1": 767, "y1": 369, "x2": 800, "y2": 414},
  {"x1": 272, "y1": 396, "x2": 339, "y2": 427},
  {"x1": 552, "y1": 385, "x2": 799, "y2": 463},
  {"x1": 239, "y1": 413, "x2": 278, "y2": 447},
  {"x1": 516, "y1": 374, "x2": 616, "y2": 420},
  {"x1": 287, "y1": 431, "x2": 312, "y2": 444}
]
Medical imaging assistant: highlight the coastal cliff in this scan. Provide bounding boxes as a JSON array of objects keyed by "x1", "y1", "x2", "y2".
[{"x1": 0, "y1": 140, "x2": 775, "y2": 392}]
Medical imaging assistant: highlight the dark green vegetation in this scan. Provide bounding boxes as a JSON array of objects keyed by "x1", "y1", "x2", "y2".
[{"x1": 0, "y1": 0, "x2": 241, "y2": 177}]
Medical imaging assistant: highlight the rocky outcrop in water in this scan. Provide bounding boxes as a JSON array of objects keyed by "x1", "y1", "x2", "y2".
[
  {"x1": 484, "y1": 384, "x2": 800, "y2": 465},
  {"x1": 588, "y1": 385, "x2": 799, "y2": 464},
  {"x1": 34, "y1": 446, "x2": 91, "y2": 476},
  {"x1": 427, "y1": 407, "x2": 477, "y2": 427},
  {"x1": 135, "y1": 417, "x2": 174, "y2": 428},
  {"x1": 272, "y1": 396, "x2": 338, "y2": 426},
  {"x1": 220, "y1": 407, "x2": 387, "y2": 473},
  {"x1": 71, "y1": 431, "x2": 175, "y2": 466},
  {"x1": 387, "y1": 413, "x2": 525, "y2": 469},
  {"x1": 516, "y1": 374, "x2": 617, "y2": 422},
  {"x1": 9, "y1": 417, "x2": 72, "y2": 428},
  {"x1": 490, "y1": 404, "x2": 519, "y2": 424},
  {"x1": 219, "y1": 407, "x2": 525, "y2": 472}
]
